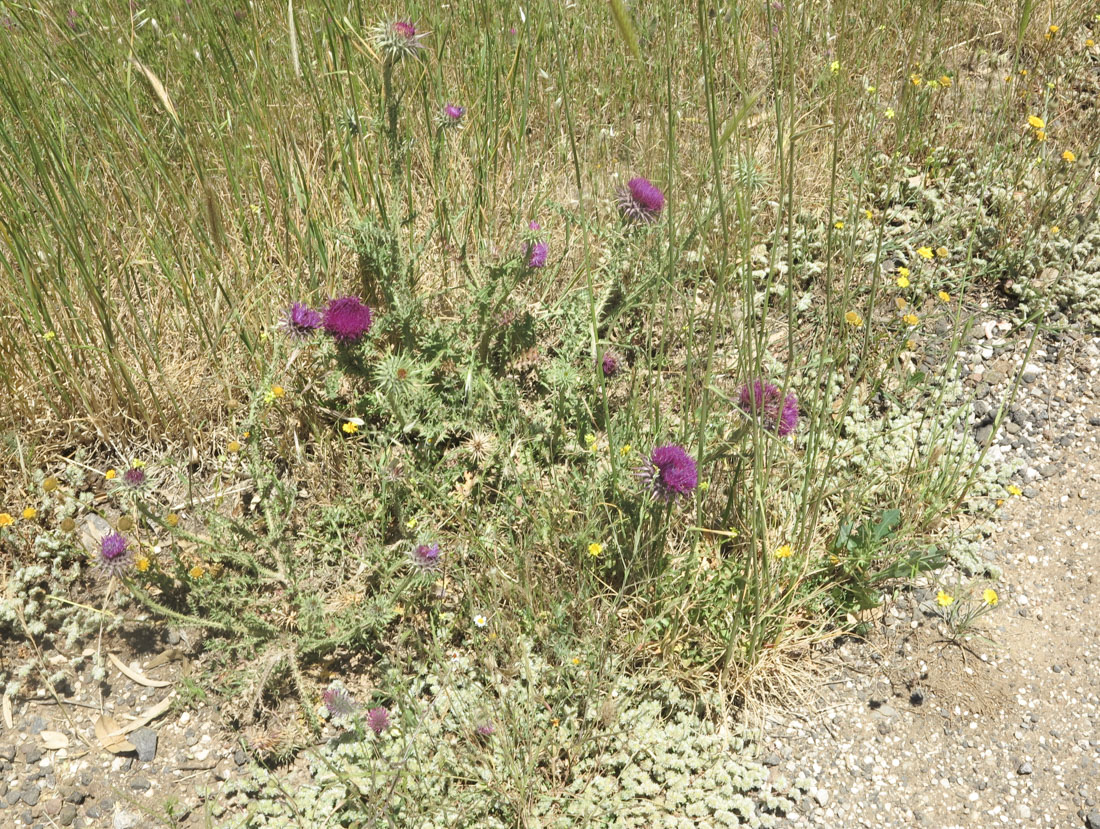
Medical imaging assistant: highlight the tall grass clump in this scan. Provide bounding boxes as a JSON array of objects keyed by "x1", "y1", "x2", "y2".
[{"x1": 1, "y1": 0, "x2": 1097, "y2": 821}]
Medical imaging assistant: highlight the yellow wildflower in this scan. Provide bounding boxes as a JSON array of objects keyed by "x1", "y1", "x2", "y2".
[
  {"x1": 935, "y1": 590, "x2": 954, "y2": 607},
  {"x1": 0, "y1": 513, "x2": 14, "y2": 527},
  {"x1": 884, "y1": 107, "x2": 895, "y2": 119},
  {"x1": 903, "y1": 313, "x2": 919, "y2": 326},
  {"x1": 830, "y1": 60, "x2": 840, "y2": 73},
  {"x1": 906, "y1": 339, "x2": 915, "y2": 350},
  {"x1": 620, "y1": 443, "x2": 631, "y2": 457},
  {"x1": 189, "y1": 565, "x2": 205, "y2": 579},
  {"x1": 1045, "y1": 24, "x2": 1058, "y2": 38},
  {"x1": 584, "y1": 433, "x2": 596, "y2": 449},
  {"x1": 135, "y1": 556, "x2": 151, "y2": 573},
  {"x1": 935, "y1": 246, "x2": 949, "y2": 258},
  {"x1": 937, "y1": 291, "x2": 951, "y2": 302},
  {"x1": 1035, "y1": 129, "x2": 1046, "y2": 142},
  {"x1": 227, "y1": 440, "x2": 241, "y2": 453},
  {"x1": 916, "y1": 246, "x2": 934, "y2": 260},
  {"x1": 896, "y1": 274, "x2": 910, "y2": 288},
  {"x1": 910, "y1": 73, "x2": 922, "y2": 86},
  {"x1": 938, "y1": 75, "x2": 952, "y2": 87},
  {"x1": 43, "y1": 331, "x2": 56, "y2": 341},
  {"x1": 342, "y1": 421, "x2": 359, "y2": 434},
  {"x1": 834, "y1": 220, "x2": 844, "y2": 230},
  {"x1": 1050, "y1": 225, "x2": 1060, "y2": 234},
  {"x1": 983, "y1": 588, "x2": 999, "y2": 606},
  {"x1": 1027, "y1": 115, "x2": 1045, "y2": 130},
  {"x1": 165, "y1": 513, "x2": 180, "y2": 527},
  {"x1": 406, "y1": 517, "x2": 417, "y2": 529},
  {"x1": 105, "y1": 469, "x2": 117, "y2": 480},
  {"x1": 271, "y1": 385, "x2": 285, "y2": 398},
  {"x1": 588, "y1": 542, "x2": 603, "y2": 557},
  {"x1": 21, "y1": 507, "x2": 36, "y2": 520},
  {"x1": 864, "y1": 209, "x2": 873, "y2": 220},
  {"x1": 1061, "y1": 150, "x2": 1076, "y2": 163},
  {"x1": 845, "y1": 311, "x2": 862, "y2": 326},
  {"x1": 571, "y1": 656, "x2": 581, "y2": 665},
  {"x1": 1088, "y1": 39, "x2": 1095, "y2": 48},
  {"x1": 1007, "y1": 484, "x2": 1023, "y2": 496},
  {"x1": 775, "y1": 545, "x2": 793, "y2": 559}
]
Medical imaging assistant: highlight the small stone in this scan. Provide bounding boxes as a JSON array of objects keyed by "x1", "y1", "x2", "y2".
[
  {"x1": 762, "y1": 752, "x2": 781, "y2": 767},
  {"x1": 213, "y1": 762, "x2": 233, "y2": 782},
  {"x1": 1039, "y1": 464, "x2": 1058, "y2": 478},
  {"x1": 20, "y1": 785, "x2": 40, "y2": 806},
  {"x1": 1085, "y1": 811, "x2": 1100, "y2": 829},
  {"x1": 62, "y1": 787, "x2": 85, "y2": 805},
  {"x1": 233, "y1": 749, "x2": 247, "y2": 767},
  {"x1": 1051, "y1": 664, "x2": 1062, "y2": 673},
  {"x1": 130, "y1": 728, "x2": 157, "y2": 763},
  {"x1": 184, "y1": 728, "x2": 199, "y2": 748},
  {"x1": 812, "y1": 787, "x2": 829, "y2": 806},
  {"x1": 44, "y1": 797, "x2": 62, "y2": 817},
  {"x1": 21, "y1": 744, "x2": 42, "y2": 765},
  {"x1": 975, "y1": 424, "x2": 994, "y2": 444},
  {"x1": 1018, "y1": 804, "x2": 1031, "y2": 820},
  {"x1": 1017, "y1": 761, "x2": 1033, "y2": 775},
  {"x1": 27, "y1": 716, "x2": 47, "y2": 735},
  {"x1": 128, "y1": 777, "x2": 151, "y2": 792},
  {"x1": 59, "y1": 804, "x2": 77, "y2": 827},
  {"x1": 0, "y1": 746, "x2": 15, "y2": 763},
  {"x1": 166, "y1": 630, "x2": 181, "y2": 646},
  {"x1": 113, "y1": 811, "x2": 139, "y2": 829}
]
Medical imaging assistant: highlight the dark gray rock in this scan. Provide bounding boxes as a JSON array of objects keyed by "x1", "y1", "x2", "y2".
[
  {"x1": 58, "y1": 804, "x2": 77, "y2": 827},
  {"x1": 1017, "y1": 761, "x2": 1033, "y2": 775},
  {"x1": 1085, "y1": 812, "x2": 1100, "y2": 829},
  {"x1": 128, "y1": 777, "x2": 150, "y2": 792},
  {"x1": 233, "y1": 749, "x2": 248, "y2": 767},
  {"x1": 27, "y1": 717, "x2": 46, "y2": 735},
  {"x1": 762, "y1": 752, "x2": 781, "y2": 766},
  {"x1": 0, "y1": 745, "x2": 14, "y2": 762},
  {"x1": 130, "y1": 728, "x2": 158, "y2": 763},
  {"x1": 20, "y1": 744, "x2": 41, "y2": 765},
  {"x1": 20, "y1": 786, "x2": 40, "y2": 807},
  {"x1": 61, "y1": 787, "x2": 84, "y2": 805}
]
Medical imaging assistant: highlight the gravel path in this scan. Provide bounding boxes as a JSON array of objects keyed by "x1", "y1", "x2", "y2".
[{"x1": 760, "y1": 331, "x2": 1100, "y2": 828}]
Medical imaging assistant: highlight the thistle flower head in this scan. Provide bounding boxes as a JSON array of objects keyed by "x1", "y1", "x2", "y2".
[
  {"x1": 638, "y1": 444, "x2": 698, "y2": 500},
  {"x1": 279, "y1": 302, "x2": 322, "y2": 338},
  {"x1": 617, "y1": 177, "x2": 665, "y2": 223},
  {"x1": 121, "y1": 466, "x2": 147, "y2": 488},
  {"x1": 441, "y1": 103, "x2": 466, "y2": 125},
  {"x1": 739, "y1": 380, "x2": 799, "y2": 437},
  {"x1": 373, "y1": 19, "x2": 425, "y2": 63},
  {"x1": 475, "y1": 722, "x2": 495, "y2": 737},
  {"x1": 367, "y1": 706, "x2": 391, "y2": 735},
  {"x1": 527, "y1": 241, "x2": 548, "y2": 268},
  {"x1": 322, "y1": 688, "x2": 357, "y2": 719},
  {"x1": 408, "y1": 542, "x2": 441, "y2": 571},
  {"x1": 323, "y1": 296, "x2": 373, "y2": 343},
  {"x1": 600, "y1": 350, "x2": 621, "y2": 378},
  {"x1": 99, "y1": 532, "x2": 132, "y2": 576}
]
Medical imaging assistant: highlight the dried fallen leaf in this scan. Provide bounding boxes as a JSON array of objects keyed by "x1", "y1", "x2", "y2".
[
  {"x1": 93, "y1": 715, "x2": 135, "y2": 755},
  {"x1": 40, "y1": 731, "x2": 69, "y2": 750},
  {"x1": 108, "y1": 653, "x2": 171, "y2": 688},
  {"x1": 116, "y1": 695, "x2": 173, "y2": 735},
  {"x1": 2, "y1": 695, "x2": 12, "y2": 729},
  {"x1": 144, "y1": 647, "x2": 186, "y2": 670}
]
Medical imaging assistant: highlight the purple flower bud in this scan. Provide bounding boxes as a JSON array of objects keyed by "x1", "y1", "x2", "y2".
[
  {"x1": 409, "y1": 542, "x2": 441, "y2": 571},
  {"x1": 367, "y1": 706, "x2": 391, "y2": 735},
  {"x1": 322, "y1": 688, "x2": 357, "y2": 719},
  {"x1": 739, "y1": 380, "x2": 799, "y2": 437},
  {"x1": 99, "y1": 533, "x2": 132, "y2": 576},
  {"x1": 279, "y1": 302, "x2": 322, "y2": 338},
  {"x1": 617, "y1": 177, "x2": 665, "y2": 223},
  {"x1": 638, "y1": 444, "x2": 698, "y2": 500},
  {"x1": 323, "y1": 296, "x2": 373, "y2": 343}
]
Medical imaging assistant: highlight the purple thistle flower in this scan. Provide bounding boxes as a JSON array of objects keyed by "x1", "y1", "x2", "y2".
[
  {"x1": 525, "y1": 221, "x2": 547, "y2": 268},
  {"x1": 600, "y1": 350, "x2": 621, "y2": 378},
  {"x1": 475, "y1": 722, "x2": 495, "y2": 737},
  {"x1": 739, "y1": 380, "x2": 799, "y2": 437},
  {"x1": 279, "y1": 302, "x2": 323, "y2": 338},
  {"x1": 527, "y1": 241, "x2": 548, "y2": 268},
  {"x1": 367, "y1": 706, "x2": 391, "y2": 735},
  {"x1": 617, "y1": 177, "x2": 665, "y2": 223},
  {"x1": 323, "y1": 296, "x2": 373, "y2": 343},
  {"x1": 638, "y1": 444, "x2": 698, "y2": 500},
  {"x1": 408, "y1": 542, "x2": 441, "y2": 571},
  {"x1": 373, "y1": 19, "x2": 425, "y2": 62},
  {"x1": 322, "y1": 688, "x2": 357, "y2": 719},
  {"x1": 442, "y1": 103, "x2": 466, "y2": 125},
  {"x1": 121, "y1": 466, "x2": 146, "y2": 488},
  {"x1": 99, "y1": 533, "x2": 132, "y2": 576}
]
